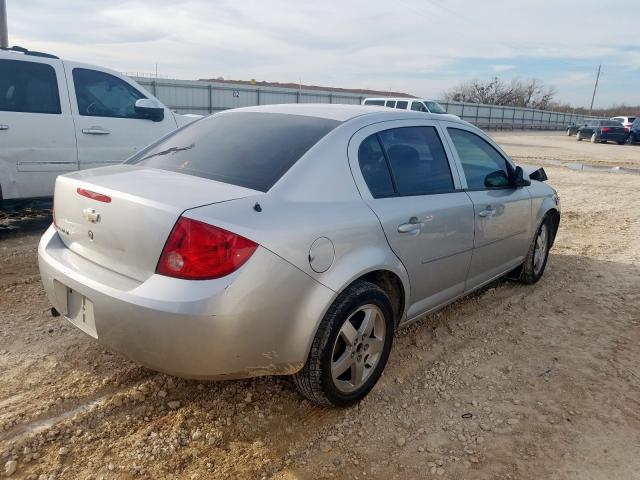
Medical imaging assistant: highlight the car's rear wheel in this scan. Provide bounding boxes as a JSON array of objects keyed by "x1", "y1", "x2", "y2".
[
  {"x1": 519, "y1": 216, "x2": 552, "y2": 284},
  {"x1": 576, "y1": 132, "x2": 582, "y2": 141},
  {"x1": 617, "y1": 140, "x2": 625, "y2": 145},
  {"x1": 293, "y1": 280, "x2": 394, "y2": 406},
  {"x1": 591, "y1": 133, "x2": 598, "y2": 143}
]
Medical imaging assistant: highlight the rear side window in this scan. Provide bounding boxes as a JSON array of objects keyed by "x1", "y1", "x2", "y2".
[
  {"x1": 0, "y1": 59, "x2": 61, "y2": 114},
  {"x1": 128, "y1": 112, "x2": 340, "y2": 192},
  {"x1": 358, "y1": 127, "x2": 454, "y2": 197},
  {"x1": 395, "y1": 101, "x2": 408, "y2": 109},
  {"x1": 358, "y1": 135, "x2": 395, "y2": 198},
  {"x1": 410, "y1": 101, "x2": 427, "y2": 112},
  {"x1": 385, "y1": 100, "x2": 396, "y2": 108},
  {"x1": 364, "y1": 100, "x2": 384, "y2": 106},
  {"x1": 73, "y1": 68, "x2": 145, "y2": 119}
]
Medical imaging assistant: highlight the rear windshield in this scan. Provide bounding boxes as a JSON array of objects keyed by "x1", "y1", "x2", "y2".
[
  {"x1": 603, "y1": 120, "x2": 622, "y2": 126},
  {"x1": 127, "y1": 112, "x2": 340, "y2": 192},
  {"x1": 629, "y1": 117, "x2": 636, "y2": 123}
]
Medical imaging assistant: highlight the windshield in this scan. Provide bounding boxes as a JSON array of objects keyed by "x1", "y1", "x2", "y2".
[
  {"x1": 127, "y1": 112, "x2": 340, "y2": 192},
  {"x1": 425, "y1": 101, "x2": 447, "y2": 114}
]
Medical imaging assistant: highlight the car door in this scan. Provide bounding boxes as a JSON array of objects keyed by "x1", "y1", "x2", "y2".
[
  {"x1": 348, "y1": 120, "x2": 475, "y2": 320},
  {"x1": 442, "y1": 123, "x2": 532, "y2": 290},
  {"x1": 64, "y1": 63, "x2": 178, "y2": 169},
  {"x1": 0, "y1": 56, "x2": 77, "y2": 200},
  {"x1": 581, "y1": 121, "x2": 597, "y2": 137}
]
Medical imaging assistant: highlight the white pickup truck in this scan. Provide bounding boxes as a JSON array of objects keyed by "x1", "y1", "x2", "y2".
[{"x1": 0, "y1": 46, "x2": 198, "y2": 204}]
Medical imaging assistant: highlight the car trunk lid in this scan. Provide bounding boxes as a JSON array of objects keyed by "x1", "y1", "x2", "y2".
[{"x1": 53, "y1": 165, "x2": 260, "y2": 282}]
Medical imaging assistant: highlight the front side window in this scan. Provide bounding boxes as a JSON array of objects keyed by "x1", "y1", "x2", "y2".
[
  {"x1": 358, "y1": 127, "x2": 454, "y2": 197},
  {"x1": 128, "y1": 112, "x2": 340, "y2": 192},
  {"x1": 447, "y1": 128, "x2": 512, "y2": 190},
  {"x1": 0, "y1": 59, "x2": 60, "y2": 114},
  {"x1": 424, "y1": 101, "x2": 447, "y2": 114},
  {"x1": 411, "y1": 101, "x2": 427, "y2": 112},
  {"x1": 73, "y1": 68, "x2": 145, "y2": 119}
]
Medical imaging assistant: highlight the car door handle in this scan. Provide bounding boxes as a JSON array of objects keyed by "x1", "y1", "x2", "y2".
[
  {"x1": 478, "y1": 206, "x2": 496, "y2": 218},
  {"x1": 398, "y1": 217, "x2": 423, "y2": 234},
  {"x1": 0, "y1": 124, "x2": 8, "y2": 131},
  {"x1": 82, "y1": 127, "x2": 110, "y2": 135}
]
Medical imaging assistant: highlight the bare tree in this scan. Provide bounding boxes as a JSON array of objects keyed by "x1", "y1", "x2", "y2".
[{"x1": 443, "y1": 77, "x2": 556, "y2": 110}]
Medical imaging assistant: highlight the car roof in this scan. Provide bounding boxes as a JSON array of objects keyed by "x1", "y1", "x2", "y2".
[{"x1": 222, "y1": 103, "x2": 462, "y2": 123}]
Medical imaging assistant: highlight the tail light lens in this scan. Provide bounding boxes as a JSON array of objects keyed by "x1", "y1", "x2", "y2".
[
  {"x1": 156, "y1": 217, "x2": 258, "y2": 280},
  {"x1": 601, "y1": 127, "x2": 610, "y2": 132},
  {"x1": 625, "y1": 127, "x2": 630, "y2": 133}
]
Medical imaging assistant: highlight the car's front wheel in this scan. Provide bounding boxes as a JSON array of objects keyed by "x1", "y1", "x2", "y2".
[
  {"x1": 519, "y1": 216, "x2": 552, "y2": 284},
  {"x1": 293, "y1": 280, "x2": 394, "y2": 406}
]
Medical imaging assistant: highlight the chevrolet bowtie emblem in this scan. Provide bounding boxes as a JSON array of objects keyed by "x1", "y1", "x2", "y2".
[{"x1": 82, "y1": 208, "x2": 100, "y2": 224}]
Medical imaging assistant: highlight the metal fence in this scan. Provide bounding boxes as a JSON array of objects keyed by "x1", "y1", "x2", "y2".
[{"x1": 133, "y1": 77, "x2": 599, "y2": 130}]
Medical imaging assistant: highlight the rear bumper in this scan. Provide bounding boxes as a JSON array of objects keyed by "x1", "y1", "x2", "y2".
[
  {"x1": 38, "y1": 226, "x2": 335, "y2": 379},
  {"x1": 600, "y1": 132, "x2": 627, "y2": 142}
]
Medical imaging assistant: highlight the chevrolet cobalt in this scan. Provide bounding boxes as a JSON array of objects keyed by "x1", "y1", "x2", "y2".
[{"x1": 39, "y1": 104, "x2": 560, "y2": 406}]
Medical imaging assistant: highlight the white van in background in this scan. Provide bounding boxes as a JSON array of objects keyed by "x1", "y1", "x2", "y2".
[
  {"x1": 0, "y1": 46, "x2": 199, "y2": 204},
  {"x1": 363, "y1": 97, "x2": 452, "y2": 115}
]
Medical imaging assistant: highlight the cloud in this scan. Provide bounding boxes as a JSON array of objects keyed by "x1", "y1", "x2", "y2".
[{"x1": 6, "y1": 0, "x2": 640, "y2": 106}]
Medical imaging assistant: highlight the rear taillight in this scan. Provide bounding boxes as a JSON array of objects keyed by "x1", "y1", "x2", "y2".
[
  {"x1": 625, "y1": 127, "x2": 630, "y2": 133},
  {"x1": 156, "y1": 217, "x2": 257, "y2": 280},
  {"x1": 601, "y1": 127, "x2": 610, "y2": 132}
]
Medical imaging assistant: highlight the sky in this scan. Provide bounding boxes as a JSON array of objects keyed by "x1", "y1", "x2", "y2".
[{"x1": 7, "y1": 0, "x2": 640, "y2": 108}]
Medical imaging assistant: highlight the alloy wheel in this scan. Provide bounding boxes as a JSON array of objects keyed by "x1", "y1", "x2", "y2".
[
  {"x1": 533, "y1": 223, "x2": 548, "y2": 276},
  {"x1": 330, "y1": 304, "x2": 386, "y2": 393}
]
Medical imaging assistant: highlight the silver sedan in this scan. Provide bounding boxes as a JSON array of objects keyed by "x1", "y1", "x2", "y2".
[{"x1": 38, "y1": 104, "x2": 560, "y2": 406}]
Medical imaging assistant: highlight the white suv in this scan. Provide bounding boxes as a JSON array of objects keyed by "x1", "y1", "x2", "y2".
[
  {"x1": 610, "y1": 116, "x2": 636, "y2": 130},
  {"x1": 363, "y1": 97, "x2": 450, "y2": 115},
  {"x1": 0, "y1": 46, "x2": 198, "y2": 204}
]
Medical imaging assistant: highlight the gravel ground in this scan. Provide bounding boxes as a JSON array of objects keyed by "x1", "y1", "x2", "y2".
[{"x1": 1, "y1": 132, "x2": 639, "y2": 479}]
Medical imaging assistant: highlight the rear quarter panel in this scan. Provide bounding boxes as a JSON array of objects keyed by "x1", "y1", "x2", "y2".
[{"x1": 184, "y1": 122, "x2": 411, "y2": 315}]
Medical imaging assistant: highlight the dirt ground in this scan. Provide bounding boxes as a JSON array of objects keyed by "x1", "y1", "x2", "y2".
[{"x1": 1, "y1": 132, "x2": 639, "y2": 480}]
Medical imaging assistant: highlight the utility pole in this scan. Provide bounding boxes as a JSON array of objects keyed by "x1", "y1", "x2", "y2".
[
  {"x1": 589, "y1": 64, "x2": 601, "y2": 116},
  {"x1": 0, "y1": 0, "x2": 8, "y2": 48}
]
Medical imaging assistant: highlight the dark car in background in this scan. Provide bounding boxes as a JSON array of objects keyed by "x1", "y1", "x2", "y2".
[
  {"x1": 628, "y1": 118, "x2": 640, "y2": 144},
  {"x1": 576, "y1": 120, "x2": 627, "y2": 144},
  {"x1": 566, "y1": 122, "x2": 586, "y2": 136}
]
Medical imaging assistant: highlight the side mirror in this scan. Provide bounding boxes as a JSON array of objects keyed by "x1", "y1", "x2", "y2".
[
  {"x1": 512, "y1": 166, "x2": 531, "y2": 187},
  {"x1": 135, "y1": 98, "x2": 165, "y2": 122}
]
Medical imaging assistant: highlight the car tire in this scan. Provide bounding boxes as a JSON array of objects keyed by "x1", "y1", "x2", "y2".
[
  {"x1": 293, "y1": 280, "x2": 394, "y2": 407},
  {"x1": 617, "y1": 140, "x2": 625, "y2": 145},
  {"x1": 576, "y1": 132, "x2": 582, "y2": 141},
  {"x1": 566, "y1": 128, "x2": 571, "y2": 136},
  {"x1": 519, "y1": 216, "x2": 552, "y2": 285},
  {"x1": 591, "y1": 133, "x2": 598, "y2": 143}
]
